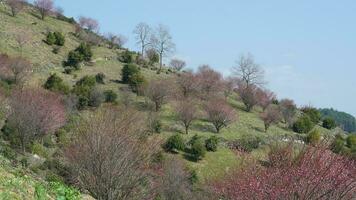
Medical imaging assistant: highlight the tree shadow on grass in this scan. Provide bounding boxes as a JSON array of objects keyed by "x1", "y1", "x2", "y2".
[{"x1": 191, "y1": 123, "x2": 216, "y2": 133}]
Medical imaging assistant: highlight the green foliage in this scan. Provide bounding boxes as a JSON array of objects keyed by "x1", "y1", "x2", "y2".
[
  {"x1": 293, "y1": 115, "x2": 314, "y2": 133},
  {"x1": 320, "y1": 108, "x2": 356, "y2": 133},
  {"x1": 346, "y1": 135, "x2": 356, "y2": 148},
  {"x1": 205, "y1": 136, "x2": 219, "y2": 152},
  {"x1": 44, "y1": 74, "x2": 70, "y2": 94},
  {"x1": 34, "y1": 184, "x2": 47, "y2": 200},
  {"x1": 190, "y1": 139, "x2": 206, "y2": 161},
  {"x1": 164, "y1": 134, "x2": 185, "y2": 152},
  {"x1": 95, "y1": 72, "x2": 106, "y2": 84},
  {"x1": 331, "y1": 135, "x2": 345, "y2": 153},
  {"x1": 104, "y1": 90, "x2": 118, "y2": 103},
  {"x1": 75, "y1": 43, "x2": 92, "y2": 62},
  {"x1": 121, "y1": 64, "x2": 146, "y2": 92},
  {"x1": 118, "y1": 50, "x2": 133, "y2": 63},
  {"x1": 64, "y1": 43, "x2": 92, "y2": 69},
  {"x1": 0, "y1": 145, "x2": 16, "y2": 160},
  {"x1": 322, "y1": 118, "x2": 337, "y2": 130},
  {"x1": 150, "y1": 118, "x2": 162, "y2": 134},
  {"x1": 31, "y1": 142, "x2": 48, "y2": 158},
  {"x1": 305, "y1": 129, "x2": 321, "y2": 145},
  {"x1": 301, "y1": 107, "x2": 321, "y2": 124},
  {"x1": 46, "y1": 32, "x2": 56, "y2": 45},
  {"x1": 72, "y1": 76, "x2": 97, "y2": 109},
  {"x1": 53, "y1": 32, "x2": 65, "y2": 46},
  {"x1": 88, "y1": 87, "x2": 104, "y2": 107},
  {"x1": 229, "y1": 136, "x2": 262, "y2": 152},
  {"x1": 49, "y1": 182, "x2": 81, "y2": 200}
]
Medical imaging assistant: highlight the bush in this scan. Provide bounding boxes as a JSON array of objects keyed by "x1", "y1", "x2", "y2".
[
  {"x1": 205, "y1": 136, "x2": 219, "y2": 152},
  {"x1": 54, "y1": 32, "x2": 65, "y2": 46},
  {"x1": 346, "y1": 135, "x2": 356, "y2": 148},
  {"x1": 305, "y1": 129, "x2": 321, "y2": 145},
  {"x1": 331, "y1": 135, "x2": 346, "y2": 154},
  {"x1": 0, "y1": 145, "x2": 16, "y2": 160},
  {"x1": 322, "y1": 118, "x2": 337, "y2": 130},
  {"x1": 228, "y1": 136, "x2": 262, "y2": 152},
  {"x1": 121, "y1": 64, "x2": 146, "y2": 92},
  {"x1": 75, "y1": 43, "x2": 92, "y2": 62},
  {"x1": 52, "y1": 46, "x2": 61, "y2": 54},
  {"x1": 164, "y1": 134, "x2": 185, "y2": 153},
  {"x1": 44, "y1": 74, "x2": 70, "y2": 94},
  {"x1": 293, "y1": 115, "x2": 314, "y2": 133},
  {"x1": 46, "y1": 32, "x2": 56, "y2": 45},
  {"x1": 20, "y1": 157, "x2": 29, "y2": 167},
  {"x1": 31, "y1": 142, "x2": 48, "y2": 158},
  {"x1": 151, "y1": 119, "x2": 162, "y2": 133},
  {"x1": 95, "y1": 73, "x2": 105, "y2": 84},
  {"x1": 103, "y1": 90, "x2": 117, "y2": 103},
  {"x1": 65, "y1": 51, "x2": 84, "y2": 69},
  {"x1": 88, "y1": 87, "x2": 104, "y2": 107},
  {"x1": 301, "y1": 107, "x2": 321, "y2": 124},
  {"x1": 190, "y1": 139, "x2": 206, "y2": 161},
  {"x1": 118, "y1": 51, "x2": 133, "y2": 63}
]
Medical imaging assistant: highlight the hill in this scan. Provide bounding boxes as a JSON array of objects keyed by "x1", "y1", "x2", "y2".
[{"x1": 319, "y1": 108, "x2": 356, "y2": 133}]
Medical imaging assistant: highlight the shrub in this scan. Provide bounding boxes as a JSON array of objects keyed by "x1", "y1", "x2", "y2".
[
  {"x1": 44, "y1": 74, "x2": 70, "y2": 94},
  {"x1": 119, "y1": 51, "x2": 133, "y2": 63},
  {"x1": 31, "y1": 142, "x2": 48, "y2": 158},
  {"x1": 65, "y1": 51, "x2": 84, "y2": 69},
  {"x1": 305, "y1": 129, "x2": 321, "y2": 145},
  {"x1": 20, "y1": 157, "x2": 28, "y2": 167},
  {"x1": 46, "y1": 32, "x2": 56, "y2": 45},
  {"x1": 0, "y1": 145, "x2": 16, "y2": 160},
  {"x1": 322, "y1": 118, "x2": 337, "y2": 130},
  {"x1": 88, "y1": 87, "x2": 104, "y2": 107},
  {"x1": 52, "y1": 46, "x2": 61, "y2": 54},
  {"x1": 190, "y1": 139, "x2": 206, "y2": 161},
  {"x1": 103, "y1": 90, "x2": 117, "y2": 103},
  {"x1": 346, "y1": 135, "x2": 356, "y2": 148},
  {"x1": 301, "y1": 107, "x2": 321, "y2": 124},
  {"x1": 293, "y1": 115, "x2": 314, "y2": 133},
  {"x1": 228, "y1": 136, "x2": 262, "y2": 152},
  {"x1": 53, "y1": 31, "x2": 65, "y2": 46},
  {"x1": 121, "y1": 64, "x2": 146, "y2": 92},
  {"x1": 164, "y1": 134, "x2": 185, "y2": 153},
  {"x1": 75, "y1": 43, "x2": 92, "y2": 61},
  {"x1": 205, "y1": 136, "x2": 219, "y2": 152},
  {"x1": 151, "y1": 119, "x2": 162, "y2": 133},
  {"x1": 95, "y1": 73, "x2": 105, "y2": 84},
  {"x1": 331, "y1": 135, "x2": 345, "y2": 154}
]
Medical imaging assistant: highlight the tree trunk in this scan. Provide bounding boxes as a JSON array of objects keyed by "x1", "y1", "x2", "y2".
[{"x1": 159, "y1": 54, "x2": 163, "y2": 73}]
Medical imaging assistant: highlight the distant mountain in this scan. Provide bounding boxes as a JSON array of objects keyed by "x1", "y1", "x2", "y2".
[{"x1": 319, "y1": 108, "x2": 356, "y2": 133}]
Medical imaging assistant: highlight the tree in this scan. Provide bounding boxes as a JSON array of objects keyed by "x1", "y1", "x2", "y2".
[
  {"x1": 106, "y1": 33, "x2": 127, "y2": 49},
  {"x1": 7, "y1": 88, "x2": 66, "y2": 152},
  {"x1": 322, "y1": 117, "x2": 337, "y2": 130},
  {"x1": 205, "y1": 99, "x2": 237, "y2": 133},
  {"x1": 78, "y1": 16, "x2": 99, "y2": 32},
  {"x1": 175, "y1": 71, "x2": 197, "y2": 98},
  {"x1": 64, "y1": 107, "x2": 158, "y2": 200},
  {"x1": 133, "y1": 22, "x2": 152, "y2": 56},
  {"x1": 34, "y1": 0, "x2": 53, "y2": 20},
  {"x1": 150, "y1": 24, "x2": 176, "y2": 72},
  {"x1": 121, "y1": 64, "x2": 146, "y2": 93},
  {"x1": 145, "y1": 48, "x2": 159, "y2": 65},
  {"x1": 213, "y1": 144, "x2": 356, "y2": 200},
  {"x1": 236, "y1": 82, "x2": 259, "y2": 112},
  {"x1": 260, "y1": 105, "x2": 282, "y2": 132},
  {"x1": 145, "y1": 79, "x2": 171, "y2": 111},
  {"x1": 43, "y1": 73, "x2": 70, "y2": 94},
  {"x1": 15, "y1": 31, "x2": 31, "y2": 54},
  {"x1": 7, "y1": 0, "x2": 26, "y2": 17},
  {"x1": 232, "y1": 53, "x2": 265, "y2": 87},
  {"x1": 196, "y1": 65, "x2": 224, "y2": 100},
  {"x1": 301, "y1": 106, "x2": 321, "y2": 124},
  {"x1": 293, "y1": 115, "x2": 314, "y2": 133},
  {"x1": 0, "y1": 56, "x2": 32, "y2": 86},
  {"x1": 223, "y1": 77, "x2": 236, "y2": 99},
  {"x1": 256, "y1": 88, "x2": 276, "y2": 111},
  {"x1": 279, "y1": 99, "x2": 297, "y2": 127},
  {"x1": 170, "y1": 58, "x2": 186, "y2": 71},
  {"x1": 175, "y1": 99, "x2": 197, "y2": 134}
]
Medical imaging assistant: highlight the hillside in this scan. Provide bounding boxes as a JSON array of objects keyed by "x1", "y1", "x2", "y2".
[
  {"x1": 320, "y1": 108, "x2": 356, "y2": 133},
  {"x1": 0, "y1": 1, "x2": 354, "y2": 200}
]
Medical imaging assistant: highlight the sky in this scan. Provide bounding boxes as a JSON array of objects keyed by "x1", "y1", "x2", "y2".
[{"x1": 51, "y1": 0, "x2": 356, "y2": 116}]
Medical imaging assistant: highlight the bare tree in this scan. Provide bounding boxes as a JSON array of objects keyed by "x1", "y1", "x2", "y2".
[
  {"x1": 79, "y1": 16, "x2": 99, "y2": 32},
  {"x1": 150, "y1": 24, "x2": 176, "y2": 72},
  {"x1": 134, "y1": 22, "x2": 152, "y2": 56},
  {"x1": 260, "y1": 105, "x2": 282, "y2": 132},
  {"x1": 232, "y1": 53, "x2": 265, "y2": 87},
  {"x1": 205, "y1": 99, "x2": 237, "y2": 133},
  {"x1": 279, "y1": 99, "x2": 297, "y2": 127},
  {"x1": 145, "y1": 79, "x2": 171, "y2": 111},
  {"x1": 223, "y1": 76, "x2": 237, "y2": 99},
  {"x1": 170, "y1": 58, "x2": 186, "y2": 71},
  {"x1": 175, "y1": 71, "x2": 198, "y2": 98},
  {"x1": 7, "y1": 56, "x2": 32, "y2": 85},
  {"x1": 15, "y1": 31, "x2": 31, "y2": 54},
  {"x1": 175, "y1": 99, "x2": 197, "y2": 134},
  {"x1": 106, "y1": 33, "x2": 127, "y2": 49},
  {"x1": 7, "y1": 0, "x2": 26, "y2": 17},
  {"x1": 145, "y1": 48, "x2": 159, "y2": 65},
  {"x1": 236, "y1": 81, "x2": 259, "y2": 112},
  {"x1": 256, "y1": 88, "x2": 276, "y2": 111},
  {"x1": 64, "y1": 107, "x2": 158, "y2": 200},
  {"x1": 8, "y1": 88, "x2": 66, "y2": 152},
  {"x1": 196, "y1": 65, "x2": 224, "y2": 100},
  {"x1": 34, "y1": 0, "x2": 53, "y2": 20}
]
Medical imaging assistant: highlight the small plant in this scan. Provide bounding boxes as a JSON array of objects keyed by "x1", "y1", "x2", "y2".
[
  {"x1": 121, "y1": 64, "x2": 146, "y2": 92},
  {"x1": 31, "y1": 142, "x2": 48, "y2": 158},
  {"x1": 44, "y1": 74, "x2": 70, "y2": 94},
  {"x1": 164, "y1": 134, "x2": 185, "y2": 153},
  {"x1": 46, "y1": 32, "x2": 56, "y2": 45},
  {"x1": 190, "y1": 139, "x2": 206, "y2": 161},
  {"x1": 322, "y1": 118, "x2": 337, "y2": 130},
  {"x1": 205, "y1": 136, "x2": 219, "y2": 152},
  {"x1": 305, "y1": 129, "x2": 321, "y2": 145},
  {"x1": 34, "y1": 184, "x2": 47, "y2": 200},
  {"x1": 346, "y1": 134, "x2": 356, "y2": 148},
  {"x1": 118, "y1": 50, "x2": 133, "y2": 63},
  {"x1": 104, "y1": 90, "x2": 118, "y2": 103},
  {"x1": 293, "y1": 115, "x2": 314, "y2": 133},
  {"x1": 53, "y1": 31, "x2": 65, "y2": 46},
  {"x1": 95, "y1": 73, "x2": 105, "y2": 84}
]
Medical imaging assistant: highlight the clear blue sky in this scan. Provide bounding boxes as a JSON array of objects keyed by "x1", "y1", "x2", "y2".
[{"x1": 52, "y1": 0, "x2": 356, "y2": 116}]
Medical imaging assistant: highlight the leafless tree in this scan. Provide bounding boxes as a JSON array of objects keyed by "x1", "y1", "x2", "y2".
[
  {"x1": 279, "y1": 99, "x2": 297, "y2": 127},
  {"x1": 196, "y1": 65, "x2": 224, "y2": 100},
  {"x1": 134, "y1": 22, "x2": 152, "y2": 56},
  {"x1": 260, "y1": 105, "x2": 282, "y2": 132},
  {"x1": 15, "y1": 31, "x2": 31, "y2": 54},
  {"x1": 8, "y1": 88, "x2": 66, "y2": 152},
  {"x1": 78, "y1": 16, "x2": 99, "y2": 32},
  {"x1": 7, "y1": 0, "x2": 26, "y2": 17},
  {"x1": 236, "y1": 81, "x2": 260, "y2": 112},
  {"x1": 145, "y1": 79, "x2": 171, "y2": 111},
  {"x1": 170, "y1": 58, "x2": 186, "y2": 71},
  {"x1": 7, "y1": 56, "x2": 32, "y2": 85},
  {"x1": 175, "y1": 99, "x2": 197, "y2": 134},
  {"x1": 34, "y1": 0, "x2": 53, "y2": 20},
  {"x1": 145, "y1": 48, "x2": 159, "y2": 65},
  {"x1": 205, "y1": 99, "x2": 237, "y2": 133},
  {"x1": 256, "y1": 88, "x2": 276, "y2": 111},
  {"x1": 150, "y1": 24, "x2": 176, "y2": 72},
  {"x1": 223, "y1": 76, "x2": 237, "y2": 99},
  {"x1": 175, "y1": 71, "x2": 198, "y2": 98},
  {"x1": 106, "y1": 33, "x2": 127, "y2": 49},
  {"x1": 64, "y1": 107, "x2": 158, "y2": 200},
  {"x1": 232, "y1": 53, "x2": 265, "y2": 87}
]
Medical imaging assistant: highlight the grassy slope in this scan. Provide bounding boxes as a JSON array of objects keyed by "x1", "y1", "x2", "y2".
[{"x1": 0, "y1": 3, "x2": 340, "y2": 186}]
